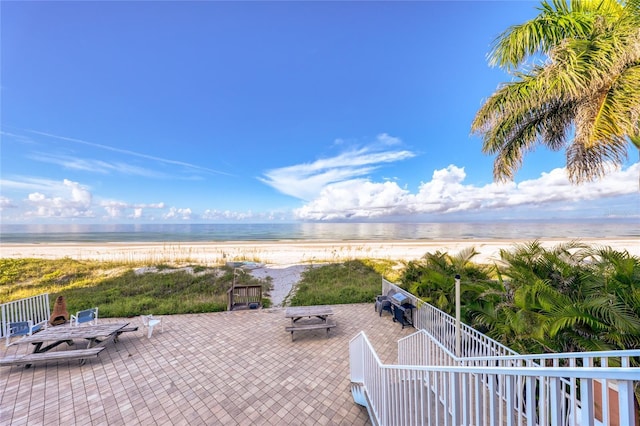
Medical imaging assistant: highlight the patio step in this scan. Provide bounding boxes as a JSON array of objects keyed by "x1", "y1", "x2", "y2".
[{"x1": 350, "y1": 382, "x2": 379, "y2": 426}]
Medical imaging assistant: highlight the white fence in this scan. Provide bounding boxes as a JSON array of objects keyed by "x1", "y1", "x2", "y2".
[
  {"x1": 0, "y1": 293, "x2": 50, "y2": 339},
  {"x1": 397, "y1": 329, "x2": 640, "y2": 425},
  {"x1": 350, "y1": 331, "x2": 640, "y2": 426},
  {"x1": 350, "y1": 280, "x2": 640, "y2": 425},
  {"x1": 382, "y1": 278, "x2": 518, "y2": 359}
]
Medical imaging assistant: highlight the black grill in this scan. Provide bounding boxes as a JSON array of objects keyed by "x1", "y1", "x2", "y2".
[
  {"x1": 390, "y1": 292, "x2": 415, "y2": 329},
  {"x1": 391, "y1": 292, "x2": 409, "y2": 306}
]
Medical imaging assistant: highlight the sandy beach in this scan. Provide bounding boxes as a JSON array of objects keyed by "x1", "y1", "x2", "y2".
[
  {"x1": 2, "y1": 238, "x2": 638, "y2": 307},
  {"x1": 1, "y1": 238, "x2": 637, "y2": 265}
]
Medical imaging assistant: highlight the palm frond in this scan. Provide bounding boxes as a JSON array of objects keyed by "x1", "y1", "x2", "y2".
[
  {"x1": 488, "y1": 0, "x2": 600, "y2": 70},
  {"x1": 474, "y1": 0, "x2": 639, "y2": 183}
]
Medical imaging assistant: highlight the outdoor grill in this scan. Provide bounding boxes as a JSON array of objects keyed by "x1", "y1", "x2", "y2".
[
  {"x1": 391, "y1": 292, "x2": 410, "y2": 306},
  {"x1": 390, "y1": 292, "x2": 415, "y2": 329}
]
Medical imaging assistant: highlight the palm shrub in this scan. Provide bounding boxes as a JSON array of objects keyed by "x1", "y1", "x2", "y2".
[
  {"x1": 400, "y1": 242, "x2": 640, "y2": 356},
  {"x1": 399, "y1": 247, "x2": 493, "y2": 324},
  {"x1": 471, "y1": 241, "x2": 640, "y2": 355}
]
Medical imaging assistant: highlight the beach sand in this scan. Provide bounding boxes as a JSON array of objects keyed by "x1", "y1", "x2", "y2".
[
  {"x1": 247, "y1": 263, "x2": 312, "y2": 307},
  {"x1": 1, "y1": 238, "x2": 637, "y2": 264},
  {"x1": 2, "y1": 238, "x2": 637, "y2": 307}
]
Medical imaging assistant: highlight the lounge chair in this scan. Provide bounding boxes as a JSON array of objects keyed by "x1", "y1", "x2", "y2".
[
  {"x1": 5, "y1": 320, "x2": 43, "y2": 347},
  {"x1": 70, "y1": 307, "x2": 99, "y2": 327}
]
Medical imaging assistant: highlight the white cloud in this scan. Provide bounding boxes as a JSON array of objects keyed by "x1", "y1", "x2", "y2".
[
  {"x1": 0, "y1": 196, "x2": 16, "y2": 210},
  {"x1": 295, "y1": 179, "x2": 410, "y2": 220},
  {"x1": 202, "y1": 209, "x2": 256, "y2": 221},
  {"x1": 24, "y1": 179, "x2": 94, "y2": 218},
  {"x1": 376, "y1": 133, "x2": 402, "y2": 146},
  {"x1": 200, "y1": 209, "x2": 291, "y2": 221},
  {"x1": 260, "y1": 135, "x2": 415, "y2": 200},
  {"x1": 164, "y1": 207, "x2": 193, "y2": 220},
  {"x1": 100, "y1": 200, "x2": 166, "y2": 219},
  {"x1": 294, "y1": 163, "x2": 640, "y2": 220}
]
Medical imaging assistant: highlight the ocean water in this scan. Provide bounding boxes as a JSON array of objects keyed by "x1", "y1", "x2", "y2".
[{"x1": 0, "y1": 220, "x2": 638, "y2": 243}]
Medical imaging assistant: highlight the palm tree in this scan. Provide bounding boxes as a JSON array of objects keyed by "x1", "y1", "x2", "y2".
[{"x1": 472, "y1": 0, "x2": 640, "y2": 183}]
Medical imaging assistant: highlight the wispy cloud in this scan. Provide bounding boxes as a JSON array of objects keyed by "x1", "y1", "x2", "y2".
[
  {"x1": 1, "y1": 176, "x2": 77, "y2": 192},
  {"x1": 25, "y1": 129, "x2": 232, "y2": 176},
  {"x1": 29, "y1": 152, "x2": 173, "y2": 178},
  {"x1": 260, "y1": 134, "x2": 415, "y2": 200}
]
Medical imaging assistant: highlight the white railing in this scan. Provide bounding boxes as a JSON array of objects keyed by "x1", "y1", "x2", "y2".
[
  {"x1": 383, "y1": 279, "x2": 518, "y2": 359},
  {"x1": 1, "y1": 293, "x2": 50, "y2": 339},
  {"x1": 355, "y1": 280, "x2": 640, "y2": 425},
  {"x1": 350, "y1": 331, "x2": 640, "y2": 426},
  {"x1": 397, "y1": 329, "x2": 640, "y2": 426}
]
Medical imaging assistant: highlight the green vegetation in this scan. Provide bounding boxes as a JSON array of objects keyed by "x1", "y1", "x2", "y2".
[
  {"x1": 0, "y1": 259, "x2": 271, "y2": 317},
  {"x1": 2, "y1": 243, "x2": 638, "y2": 357},
  {"x1": 399, "y1": 241, "x2": 640, "y2": 355},
  {"x1": 288, "y1": 260, "x2": 384, "y2": 306},
  {"x1": 472, "y1": 0, "x2": 640, "y2": 183},
  {"x1": 0, "y1": 257, "x2": 396, "y2": 315}
]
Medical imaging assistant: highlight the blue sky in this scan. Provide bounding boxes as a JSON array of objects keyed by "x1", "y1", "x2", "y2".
[{"x1": 1, "y1": 1, "x2": 638, "y2": 224}]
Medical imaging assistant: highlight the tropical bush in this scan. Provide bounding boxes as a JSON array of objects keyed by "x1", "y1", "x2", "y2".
[{"x1": 399, "y1": 241, "x2": 640, "y2": 355}]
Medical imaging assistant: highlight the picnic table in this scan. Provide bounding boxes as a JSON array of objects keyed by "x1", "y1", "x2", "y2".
[
  {"x1": 1, "y1": 322, "x2": 135, "y2": 368},
  {"x1": 285, "y1": 306, "x2": 336, "y2": 341}
]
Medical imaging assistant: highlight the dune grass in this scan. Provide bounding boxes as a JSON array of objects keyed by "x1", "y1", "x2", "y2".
[
  {"x1": 1, "y1": 257, "x2": 398, "y2": 316},
  {"x1": 0, "y1": 258, "x2": 272, "y2": 317},
  {"x1": 288, "y1": 260, "x2": 385, "y2": 306}
]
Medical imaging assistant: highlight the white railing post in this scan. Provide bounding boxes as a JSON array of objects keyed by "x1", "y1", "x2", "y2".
[
  {"x1": 525, "y1": 376, "x2": 535, "y2": 425},
  {"x1": 349, "y1": 332, "x2": 364, "y2": 383},
  {"x1": 601, "y1": 357, "x2": 610, "y2": 426},
  {"x1": 454, "y1": 274, "x2": 461, "y2": 359},
  {"x1": 450, "y1": 371, "x2": 461, "y2": 426},
  {"x1": 580, "y1": 377, "x2": 595, "y2": 426},
  {"x1": 505, "y1": 374, "x2": 514, "y2": 426},
  {"x1": 549, "y1": 376, "x2": 562, "y2": 426},
  {"x1": 618, "y1": 357, "x2": 636, "y2": 426},
  {"x1": 487, "y1": 373, "x2": 497, "y2": 426}
]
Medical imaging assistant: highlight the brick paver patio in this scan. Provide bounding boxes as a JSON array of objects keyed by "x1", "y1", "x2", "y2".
[{"x1": 1, "y1": 303, "x2": 413, "y2": 425}]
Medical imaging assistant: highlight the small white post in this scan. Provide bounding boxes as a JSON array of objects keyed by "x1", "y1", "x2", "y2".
[{"x1": 455, "y1": 274, "x2": 461, "y2": 358}]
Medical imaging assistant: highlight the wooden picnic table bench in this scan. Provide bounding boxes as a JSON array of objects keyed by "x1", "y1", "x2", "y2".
[
  {"x1": 0, "y1": 347, "x2": 105, "y2": 367},
  {"x1": 2, "y1": 322, "x2": 135, "y2": 368},
  {"x1": 284, "y1": 306, "x2": 336, "y2": 341}
]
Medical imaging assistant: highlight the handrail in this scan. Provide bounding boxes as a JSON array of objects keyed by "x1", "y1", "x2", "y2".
[
  {"x1": 351, "y1": 331, "x2": 640, "y2": 426},
  {"x1": 356, "y1": 280, "x2": 640, "y2": 425},
  {"x1": 463, "y1": 349, "x2": 640, "y2": 361},
  {"x1": 399, "y1": 329, "x2": 640, "y2": 367},
  {"x1": 383, "y1": 279, "x2": 518, "y2": 359}
]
